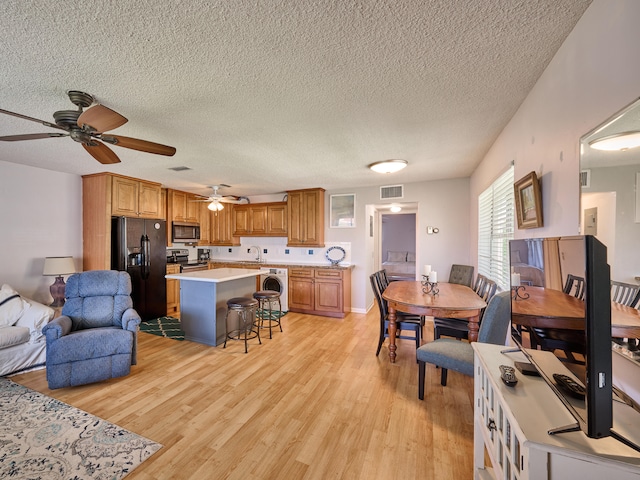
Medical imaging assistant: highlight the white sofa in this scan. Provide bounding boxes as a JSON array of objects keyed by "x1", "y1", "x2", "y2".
[{"x1": 0, "y1": 284, "x2": 54, "y2": 376}]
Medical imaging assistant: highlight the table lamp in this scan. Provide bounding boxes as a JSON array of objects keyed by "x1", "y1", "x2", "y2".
[{"x1": 43, "y1": 256, "x2": 76, "y2": 307}]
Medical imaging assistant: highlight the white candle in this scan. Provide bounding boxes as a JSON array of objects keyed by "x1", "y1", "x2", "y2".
[
  {"x1": 511, "y1": 273, "x2": 521, "y2": 287},
  {"x1": 423, "y1": 264, "x2": 432, "y2": 276},
  {"x1": 430, "y1": 271, "x2": 437, "y2": 283}
]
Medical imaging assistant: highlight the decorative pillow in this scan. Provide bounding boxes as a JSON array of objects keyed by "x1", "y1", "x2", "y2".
[
  {"x1": 16, "y1": 298, "x2": 54, "y2": 343},
  {"x1": 0, "y1": 284, "x2": 29, "y2": 328},
  {"x1": 387, "y1": 251, "x2": 407, "y2": 263},
  {"x1": 0, "y1": 326, "x2": 30, "y2": 349},
  {"x1": 406, "y1": 252, "x2": 416, "y2": 262}
]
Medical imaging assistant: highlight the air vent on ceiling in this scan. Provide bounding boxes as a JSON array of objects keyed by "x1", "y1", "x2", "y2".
[
  {"x1": 380, "y1": 184, "x2": 403, "y2": 200},
  {"x1": 168, "y1": 166, "x2": 192, "y2": 172},
  {"x1": 580, "y1": 169, "x2": 591, "y2": 188}
]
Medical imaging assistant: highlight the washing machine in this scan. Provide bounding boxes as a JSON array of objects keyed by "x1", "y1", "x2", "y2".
[{"x1": 259, "y1": 268, "x2": 288, "y2": 311}]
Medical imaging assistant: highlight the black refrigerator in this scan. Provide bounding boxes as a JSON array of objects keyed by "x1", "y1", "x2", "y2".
[{"x1": 112, "y1": 217, "x2": 167, "y2": 321}]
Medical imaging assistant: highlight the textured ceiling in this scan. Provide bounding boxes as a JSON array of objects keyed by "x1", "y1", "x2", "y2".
[{"x1": 0, "y1": 0, "x2": 592, "y2": 199}]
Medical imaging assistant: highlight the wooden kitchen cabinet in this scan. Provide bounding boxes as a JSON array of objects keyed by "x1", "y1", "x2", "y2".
[
  {"x1": 287, "y1": 188, "x2": 324, "y2": 247},
  {"x1": 211, "y1": 206, "x2": 239, "y2": 245},
  {"x1": 111, "y1": 174, "x2": 162, "y2": 219},
  {"x1": 232, "y1": 202, "x2": 287, "y2": 237},
  {"x1": 288, "y1": 267, "x2": 351, "y2": 318},
  {"x1": 82, "y1": 172, "x2": 163, "y2": 271},
  {"x1": 199, "y1": 203, "x2": 211, "y2": 245},
  {"x1": 166, "y1": 263, "x2": 181, "y2": 316},
  {"x1": 167, "y1": 189, "x2": 200, "y2": 224}
]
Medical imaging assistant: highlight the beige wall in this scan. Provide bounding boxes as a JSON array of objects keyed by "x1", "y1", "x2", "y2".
[
  {"x1": 0, "y1": 160, "x2": 82, "y2": 303},
  {"x1": 470, "y1": 0, "x2": 640, "y2": 264}
]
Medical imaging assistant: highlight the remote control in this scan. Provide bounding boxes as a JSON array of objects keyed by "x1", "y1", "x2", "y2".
[
  {"x1": 499, "y1": 365, "x2": 518, "y2": 387},
  {"x1": 552, "y1": 373, "x2": 586, "y2": 400}
]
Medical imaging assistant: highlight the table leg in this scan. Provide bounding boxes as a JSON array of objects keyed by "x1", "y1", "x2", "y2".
[
  {"x1": 467, "y1": 313, "x2": 480, "y2": 342},
  {"x1": 387, "y1": 304, "x2": 397, "y2": 363}
]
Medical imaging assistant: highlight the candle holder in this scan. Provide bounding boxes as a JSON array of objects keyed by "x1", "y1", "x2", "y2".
[
  {"x1": 511, "y1": 285, "x2": 529, "y2": 301},
  {"x1": 421, "y1": 275, "x2": 439, "y2": 295}
]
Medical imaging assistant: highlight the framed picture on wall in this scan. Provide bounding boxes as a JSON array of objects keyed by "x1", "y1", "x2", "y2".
[
  {"x1": 514, "y1": 171, "x2": 543, "y2": 229},
  {"x1": 330, "y1": 194, "x2": 356, "y2": 228}
]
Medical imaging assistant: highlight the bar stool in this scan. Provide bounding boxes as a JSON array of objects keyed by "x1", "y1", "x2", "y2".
[
  {"x1": 223, "y1": 297, "x2": 260, "y2": 353},
  {"x1": 253, "y1": 290, "x2": 283, "y2": 339}
]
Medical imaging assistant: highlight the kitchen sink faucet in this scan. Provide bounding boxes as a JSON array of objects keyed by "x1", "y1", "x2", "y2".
[{"x1": 249, "y1": 246, "x2": 262, "y2": 262}]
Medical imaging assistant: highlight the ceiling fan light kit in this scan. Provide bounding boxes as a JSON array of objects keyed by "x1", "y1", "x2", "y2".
[
  {"x1": 369, "y1": 159, "x2": 408, "y2": 174},
  {"x1": 208, "y1": 200, "x2": 224, "y2": 211},
  {"x1": 0, "y1": 90, "x2": 176, "y2": 164}
]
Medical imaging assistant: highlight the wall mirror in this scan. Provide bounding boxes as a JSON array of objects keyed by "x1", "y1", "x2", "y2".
[{"x1": 580, "y1": 97, "x2": 640, "y2": 284}]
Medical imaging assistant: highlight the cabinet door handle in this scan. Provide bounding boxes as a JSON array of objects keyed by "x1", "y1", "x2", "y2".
[{"x1": 487, "y1": 418, "x2": 496, "y2": 431}]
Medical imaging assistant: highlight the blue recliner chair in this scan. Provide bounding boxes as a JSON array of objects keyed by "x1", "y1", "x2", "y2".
[{"x1": 42, "y1": 270, "x2": 141, "y2": 389}]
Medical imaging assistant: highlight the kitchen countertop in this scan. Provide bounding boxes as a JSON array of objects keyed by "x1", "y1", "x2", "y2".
[
  {"x1": 208, "y1": 260, "x2": 354, "y2": 270},
  {"x1": 165, "y1": 267, "x2": 264, "y2": 283}
]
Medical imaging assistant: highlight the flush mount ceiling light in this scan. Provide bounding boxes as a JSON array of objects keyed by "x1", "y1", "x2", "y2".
[
  {"x1": 589, "y1": 131, "x2": 640, "y2": 151},
  {"x1": 208, "y1": 200, "x2": 224, "y2": 211},
  {"x1": 390, "y1": 206, "x2": 402, "y2": 213},
  {"x1": 368, "y1": 159, "x2": 408, "y2": 174}
]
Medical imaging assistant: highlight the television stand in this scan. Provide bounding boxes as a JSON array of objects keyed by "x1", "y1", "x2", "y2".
[{"x1": 472, "y1": 343, "x2": 640, "y2": 479}]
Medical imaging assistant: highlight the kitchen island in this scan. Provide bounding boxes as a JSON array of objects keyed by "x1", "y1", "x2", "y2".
[{"x1": 165, "y1": 268, "x2": 264, "y2": 346}]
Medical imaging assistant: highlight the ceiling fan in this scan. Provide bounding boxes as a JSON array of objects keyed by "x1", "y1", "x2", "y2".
[
  {"x1": 195, "y1": 185, "x2": 247, "y2": 211},
  {"x1": 0, "y1": 90, "x2": 176, "y2": 164}
]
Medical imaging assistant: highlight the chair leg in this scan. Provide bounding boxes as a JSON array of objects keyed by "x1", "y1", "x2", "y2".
[
  {"x1": 418, "y1": 360, "x2": 426, "y2": 400},
  {"x1": 440, "y1": 367, "x2": 448, "y2": 386}
]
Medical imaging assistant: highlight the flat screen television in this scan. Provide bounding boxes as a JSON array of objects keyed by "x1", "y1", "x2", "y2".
[{"x1": 509, "y1": 235, "x2": 613, "y2": 439}]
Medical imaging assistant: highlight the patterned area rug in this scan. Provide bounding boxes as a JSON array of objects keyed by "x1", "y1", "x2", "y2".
[
  {"x1": 139, "y1": 316, "x2": 184, "y2": 340},
  {"x1": 0, "y1": 377, "x2": 161, "y2": 479}
]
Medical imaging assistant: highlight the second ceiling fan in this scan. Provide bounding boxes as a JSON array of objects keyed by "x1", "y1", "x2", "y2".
[{"x1": 0, "y1": 90, "x2": 176, "y2": 164}]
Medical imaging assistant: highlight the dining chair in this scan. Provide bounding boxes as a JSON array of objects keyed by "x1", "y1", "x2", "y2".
[
  {"x1": 611, "y1": 280, "x2": 640, "y2": 307},
  {"x1": 417, "y1": 291, "x2": 511, "y2": 398},
  {"x1": 433, "y1": 277, "x2": 497, "y2": 341},
  {"x1": 370, "y1": 272, "x2": 422, "y2": 356},
  {"x1": 563, "y1": 274, "x2": 585, "y2": 300},
  {"x1": 448, "y1": 264, "x2": 475, "y2": 287}
]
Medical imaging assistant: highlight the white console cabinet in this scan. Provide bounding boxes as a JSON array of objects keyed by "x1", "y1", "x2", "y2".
[{"x1": 473, "y1": 343, "x2": 640, "y2": 480}]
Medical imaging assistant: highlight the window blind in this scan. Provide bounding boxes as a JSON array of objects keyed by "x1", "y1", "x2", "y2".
[{"x1": 478, "y1": 166, "x2": 514, "y2": 290}]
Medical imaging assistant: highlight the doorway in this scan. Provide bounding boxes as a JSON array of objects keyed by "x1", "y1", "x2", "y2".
[{"x1": 380, "y1": 212, "x2": 417, "y2": 280}]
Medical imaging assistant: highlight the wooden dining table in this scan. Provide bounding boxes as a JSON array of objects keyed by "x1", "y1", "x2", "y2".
[
  {"x1": 511, "y1": 286, "x2": 640, "y2": 339},
  {"x1": 382, "y1": 281, "x2": 487, "y2": 363}
]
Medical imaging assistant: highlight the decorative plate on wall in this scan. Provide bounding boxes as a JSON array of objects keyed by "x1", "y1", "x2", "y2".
[{"x1": 325, "y1": 246, "x2": 346, "y2": 265}]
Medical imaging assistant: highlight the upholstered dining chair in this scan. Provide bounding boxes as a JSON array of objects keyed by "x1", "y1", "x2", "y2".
[
  {"x1": 370, "y1": 272, "x2": 421, "y2": 356},
  {"x1": 42, "y1": 270, "x2": 141, "y2": 389},
  {"x1": 448, "y1": 264, "x2": 474, "y2": 287},
  {"x1": 417, "y1": 291, "x2": 511, "y2": 399}
]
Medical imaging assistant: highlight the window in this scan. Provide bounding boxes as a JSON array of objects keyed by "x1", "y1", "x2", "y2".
[{"x1": 478, "y1": 166, "x2": 514, "y2": 290}]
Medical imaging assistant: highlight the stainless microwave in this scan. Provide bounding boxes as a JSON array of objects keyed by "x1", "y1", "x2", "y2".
[{"x1": 172, "y1": 222, "x2": 200, "y2": 243}]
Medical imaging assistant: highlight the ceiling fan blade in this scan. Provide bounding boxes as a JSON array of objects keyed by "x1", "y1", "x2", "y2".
[
  {"x1": 101, "y1": 135, "x2": 176, "y2": 156},
  {"x1": 0, "y1": 132, "x2": 67, "y2": 141},
  {"x1": 0, "y1": 108, "x2": 68, "y2": 131},
  {"x1": 82, "y1": 141, "x2": 121, "y2": 164},
  {"x1": 77, "y1": 104, "x2": 128, "y2": 132}
]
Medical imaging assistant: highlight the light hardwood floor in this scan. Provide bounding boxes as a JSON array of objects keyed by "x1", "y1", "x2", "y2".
[{"x1": 10, "y1": 308, "x2": 475, "y2": 479}]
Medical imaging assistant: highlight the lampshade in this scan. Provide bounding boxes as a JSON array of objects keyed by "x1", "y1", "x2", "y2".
[
  {"x1": 589, "y1": 131, "x2": 640, "y2": 151},
  {"x1": 43, "y1": 256, "x2": 76, "y2": 276},
  {"x1": 208, "y1": 201, "x2": 224, "y2": 211},
  {"x1": 368, "y1": 159, "x2": 408, "y2": 173}
]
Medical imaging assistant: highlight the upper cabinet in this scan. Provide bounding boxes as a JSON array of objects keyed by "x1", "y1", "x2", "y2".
[
  {"x1": 287, "y1": 188, "x2": 325, "y2": 247},
  {"x1": 211, "y1": 205, "x2": 239, "y2": 245},
  {"x1": 82, "y1": 172, "x2": 163, "y2": 271},
  {"x1": 167, "y1": 189, "x2": 199, "y2": 223},
  {"x1": 232, "y1": 202, "x2": 287, "y2": 237},
  {"x1": 111, "y1": 175, "x2": 162, "y2": 219}
]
